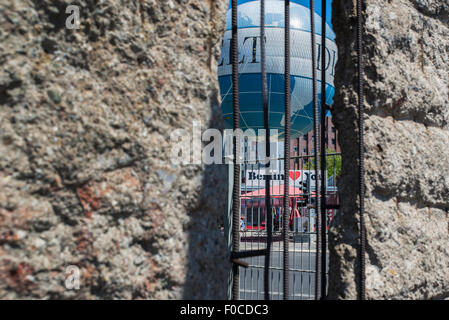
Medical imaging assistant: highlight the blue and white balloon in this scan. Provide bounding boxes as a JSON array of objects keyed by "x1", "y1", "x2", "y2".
[{"x1": 218, "y1": 0, "x2": 337, "y2": 138}]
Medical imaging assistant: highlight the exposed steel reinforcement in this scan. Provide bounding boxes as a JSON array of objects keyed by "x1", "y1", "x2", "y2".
[{"x1": 357, "y1": 0, "x2": 366, "y2": 301}]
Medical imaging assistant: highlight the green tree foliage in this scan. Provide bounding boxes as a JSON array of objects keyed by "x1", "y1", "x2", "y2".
[{"x1": 304, "y1": 148, "x2": 342, "y2": 179}]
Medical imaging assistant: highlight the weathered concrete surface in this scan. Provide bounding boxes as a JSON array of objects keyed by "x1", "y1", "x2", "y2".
[
  {"x1": 0, "y1": 0, "x2": 229, "y2": 299},
  {"x1": 329, "y1": 0, "x2": 449, "y2": 299}
]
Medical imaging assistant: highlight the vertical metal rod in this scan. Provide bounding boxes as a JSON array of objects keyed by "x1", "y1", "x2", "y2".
[
  {"x1": 283, "y1": 0, "x2": 291, "y2": 301},
  {"x1": 310, "y1": 0, "x2": 322, "y2": 300},
  {"x1": 261, "y1": 0, "x2": 272, "y2": 301},
  {"x1": 320, "y1": 0, "x2": 328, "y2": 299},
  {"x1": 231, "y1": 0, "x2": 241, "y2": 301},
  {"x1": 357, "y1": 0, "x2": 366, "y2": 301}
]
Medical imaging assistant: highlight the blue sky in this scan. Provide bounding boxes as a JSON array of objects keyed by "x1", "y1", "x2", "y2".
[{"x1": 228, "y1": 0, "x2": 334, "y2": 26}]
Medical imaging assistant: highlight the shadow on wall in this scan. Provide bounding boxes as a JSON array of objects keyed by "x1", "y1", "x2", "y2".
[
  {"x1": 327, "y1": 0, "x2": 361, "y2": 300},
  {"x1": 182, "y1": 88, "x2": 231, "y2": 299}
]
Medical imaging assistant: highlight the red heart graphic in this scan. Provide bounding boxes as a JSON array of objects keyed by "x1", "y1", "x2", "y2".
[{"x1": 289, "y1": 171, "x2": 301, "y2": 181}]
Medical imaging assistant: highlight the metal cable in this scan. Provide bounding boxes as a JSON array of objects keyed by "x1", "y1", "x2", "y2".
[
  {"x1": 310, "y1": 0, "x2": 322, "y2": 300},
  {"x1": 261, "y1": 0, "x2": 272, "y2": 301},
  {"x1": 320, "y1": 0, "x2": 328, "y2": 299},
  {"x1": 231, "y1": 0, "x2": 241, "y2": 301},
  {"x1": 357, "y1": 0, "x2": 366, "y2": 301},
  {"x1": 283, "y1": 0, "x2": 291, "y2": 301}
]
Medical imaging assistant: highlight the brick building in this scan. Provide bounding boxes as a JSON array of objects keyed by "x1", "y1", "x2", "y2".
[{"x1": 290, "y1": 115, "x2": 340, "y2": 169}]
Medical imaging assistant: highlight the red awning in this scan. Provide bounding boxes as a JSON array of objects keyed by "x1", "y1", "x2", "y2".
[{"x1": 242, "y1": 185, "x2": 304, "y2": 199}]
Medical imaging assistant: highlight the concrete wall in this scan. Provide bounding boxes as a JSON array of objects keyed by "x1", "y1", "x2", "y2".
[
  {"x1": 0, "y1": 0, "x2": 229, "y2": 299},
  {"x1": 1, "y1": 0, "x2": 448, "y2": 301},
  {"x1": 329, "y1": 0, "x2": 449, "y2": 299}
]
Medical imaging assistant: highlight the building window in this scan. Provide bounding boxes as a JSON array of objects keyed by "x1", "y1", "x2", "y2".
[
  {"x1": 332, "y1": 127, "x2": 336, "y2": 133},
  {"x1": 332, "y1": 138, "x2": 336, "y2": 145}
]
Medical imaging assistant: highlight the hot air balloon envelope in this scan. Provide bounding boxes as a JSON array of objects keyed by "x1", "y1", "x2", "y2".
[{"x1": 218, "y1": 0, "x2": 337, "y2": 138}]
